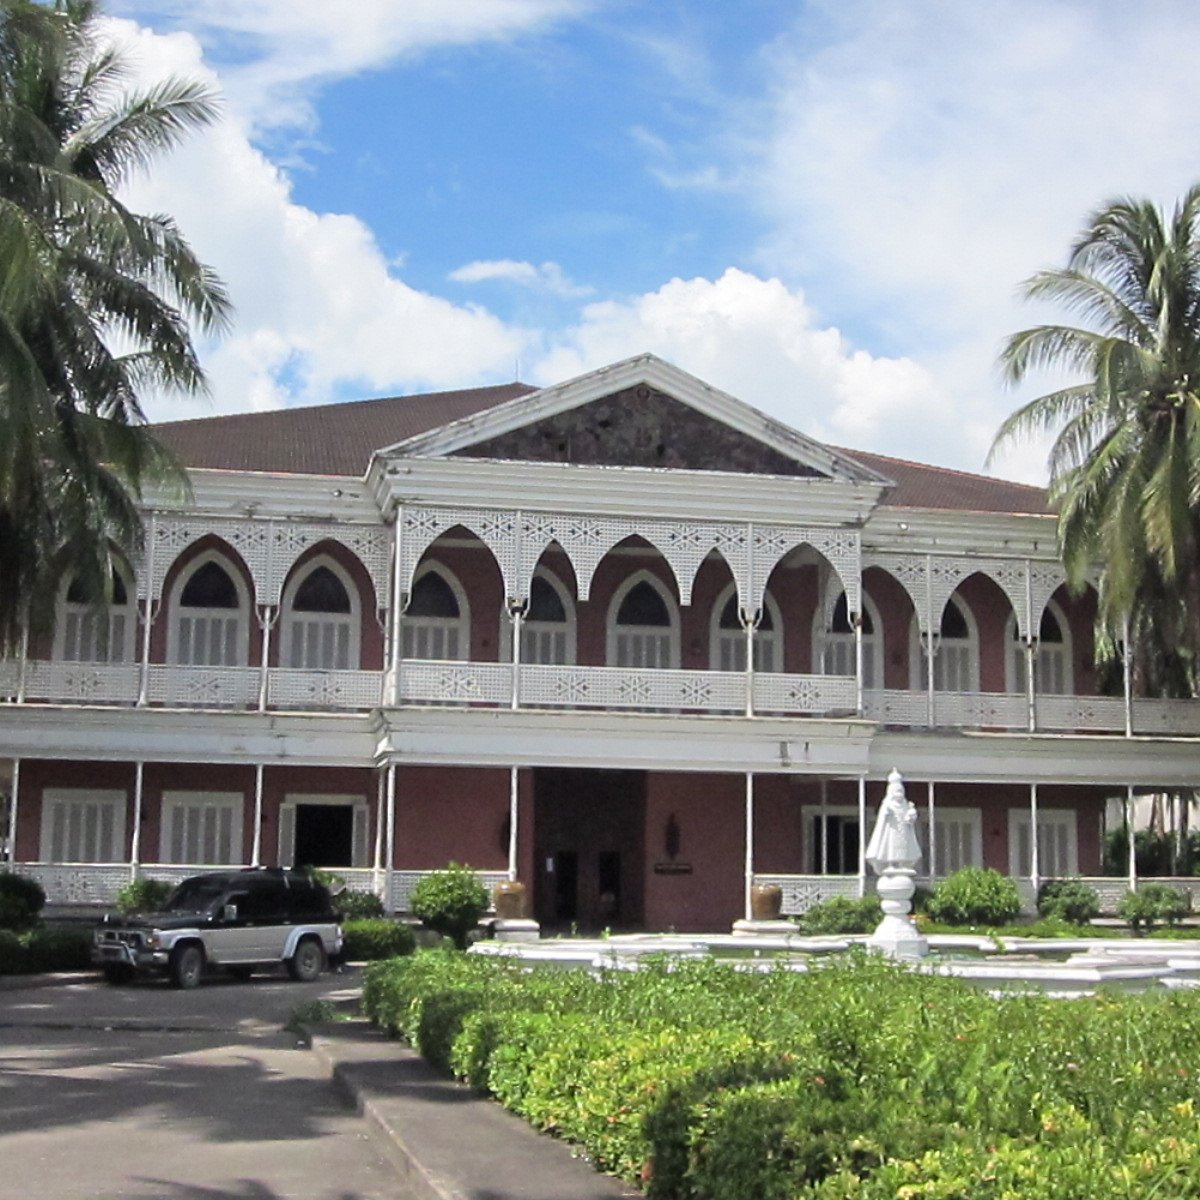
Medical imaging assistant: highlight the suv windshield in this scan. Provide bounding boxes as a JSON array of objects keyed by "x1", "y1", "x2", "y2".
[{"x1": 162, "y1": 876, "x2": 228, "y2": 914}]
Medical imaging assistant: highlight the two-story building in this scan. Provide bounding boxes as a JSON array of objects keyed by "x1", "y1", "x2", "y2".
[{"x1": 3, "y1": 354, "x2": 1196, "y2": 930}]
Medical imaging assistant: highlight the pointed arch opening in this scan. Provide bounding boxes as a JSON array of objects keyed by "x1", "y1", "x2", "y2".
[
  {"x1": 280, "y1": 554, "x2": 362, "y2": 670},
  {"x1": 402, "y1": 562, "x2": 470, "y2": 661},
  {"x1": 55, "y1": 557, "x2": 136, "y2": 663},
  {"x1": 710, "y1": 581, "x2": 782, "y2": 672},
  {"x1": 1006, "y1": 598, "x2": 1074, "y2": 695},
  {"x1": 168, "y1": 550, "x2": 251, "y2": 666},
  {"x1": 909, "y1": 592, "x2": 980, "y2": 692},
  {"x1": 813, "y1": 587, "x2": 882, "y2": 688},
  {"x1": 606, "y1": 570, "x2": 680, "y2": 668}
]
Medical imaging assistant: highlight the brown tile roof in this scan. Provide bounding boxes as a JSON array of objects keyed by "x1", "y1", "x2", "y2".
[
  {"x1": 152, "y1": 381, "x2": 1050, "y2": 515},
  {"x1": 153, "y1": 382, "x2": 536, "y2": 476},
  {"x1": 839, "y1": 447, "x2": 1050, "y2": 515}
]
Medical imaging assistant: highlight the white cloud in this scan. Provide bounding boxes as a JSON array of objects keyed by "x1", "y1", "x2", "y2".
[
  {"x1": 449, "y1": 259, "x2": 593, "y2": 297},
  {"x1": 109, "y1": 20, "x2": 536, "y2": 421},
  {"x1": 534, "y1": 268, "x2": 947, "y2": 463}
]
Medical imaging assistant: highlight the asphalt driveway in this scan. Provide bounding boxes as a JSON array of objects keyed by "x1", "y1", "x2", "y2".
[{"x1": 0, "y1": 968, "x2": 407, "y2": 1200}]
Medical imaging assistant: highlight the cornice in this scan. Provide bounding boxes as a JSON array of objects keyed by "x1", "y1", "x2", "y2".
[
  {"x1": 864, "y1": 506, "x2": 1060, "y2": 559},
  {"x1": 142, "y1": 469, "x2": 380, "y2": 524}
]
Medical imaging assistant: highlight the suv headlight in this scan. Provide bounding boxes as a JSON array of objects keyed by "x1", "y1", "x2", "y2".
[{"x1": 143, "y1": 933, "x2": 161, "y2": 950}]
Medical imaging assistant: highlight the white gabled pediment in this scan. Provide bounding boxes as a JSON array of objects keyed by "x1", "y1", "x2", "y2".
[{"x1": 378, "y1": 354, "x2": 891, "y2": 485}]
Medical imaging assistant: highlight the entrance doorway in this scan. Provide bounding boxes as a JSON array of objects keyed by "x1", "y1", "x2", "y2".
[
  {"x1": 533, "y1": 769, "x2": 646, "y2": 930},
  {"x1": 294, "y1": 804, "x2": 353, "y2": 868}
]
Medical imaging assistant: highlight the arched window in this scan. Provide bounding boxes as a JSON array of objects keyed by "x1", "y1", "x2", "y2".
[
  {"x1": 813, "y1": 590, "x2": 880, "y2": 688},
  {"x1": 501, "y1": 569, "x2": 575, "y2": 665},
  {"x1": 1006, "y1": 601, "x2": 1072, "y2": 695},
  {"x1": 910, "y1": 595, "x2": 979, "y2": 692},
  {"x1": 169, "y1": 554, "x2": 249, "y2": 666},
  {"x1": 607, "y1": 573, "x2": 679, "y2": 668},
  {"x1": 710, "y1": 585, "x2": 782, "y2": 671},
  {"x1": 281, "y1": 557, "x2": 360, "y2": 670},
  {"x1": 402, "y1": 565, "x2": 468, "y2": 660},
  {"x1": 56, "y1": 564, "x2": 135, "y2": 663}
]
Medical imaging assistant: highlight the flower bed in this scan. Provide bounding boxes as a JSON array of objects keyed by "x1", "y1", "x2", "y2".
[{"x1": 363, "y1": 950, "x2": 1200, "y2": 1198}]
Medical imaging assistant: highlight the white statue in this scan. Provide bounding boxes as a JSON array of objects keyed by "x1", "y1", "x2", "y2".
[{"x1": 865, "y1": 768, "x2": 921, "y2": 872}]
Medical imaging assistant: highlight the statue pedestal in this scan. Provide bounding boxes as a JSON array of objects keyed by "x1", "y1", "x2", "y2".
[
  {"x1": 732, "y1": 918, "x2": 797, "y2": 936},
  {"x1": 494, "y1": 919, "x2": 541, "y2": 943},
  {"x1": 867, "y1": 866, "x2": 927, "y2": 960}
]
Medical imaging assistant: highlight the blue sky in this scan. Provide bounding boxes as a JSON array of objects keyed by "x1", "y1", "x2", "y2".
[{"x1": 109, "y1": 1, "x2": 1200, "y2": 481}]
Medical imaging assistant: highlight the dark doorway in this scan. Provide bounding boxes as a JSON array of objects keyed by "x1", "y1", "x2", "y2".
[
  {"x1": 809, "y1": 815, "x2": 860, "y2": 875},
  {"x1": 534, "y1": 769, "x2": 646, "y2": 930},
  {"x1": 294, "y1": 804, "x2": 353, "y2": 868}
]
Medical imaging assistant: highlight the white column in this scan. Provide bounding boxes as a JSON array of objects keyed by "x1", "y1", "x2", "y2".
[
  {"x1": 1122, "y1": 615, "x2": 1133, "y2": 738},
  {"x1": 509, "y1": 607, "x2": 523, "y2": 710},
  {"x1": 926, "y1": 781, "x2": 936, "y2": 880},
  {"x1": 16, "y1": 624, "x2": 28, "y2": 704},
  {"x1": 507, "y1": 766, "x2": 520, "y2": 880},
  {"x1": 1024, "y1": 562, "x2": 1036, "y2": 732},
  {"x1": 857, "y1": 775, "x2": 867, "y2": 897},
  {"x1": 373, "y1": 770, "x2": 385, "y2": 872},
  {"x1": 924, "y1": 554, "x2": 935, "y2": 727},
  {"x1": 251, "y1": 764, "x2": 264, "y2": 866},
  {"x1": 1126, "y1": 785, "x2": 1137, "y2": 892},
  {"x1": 388, "y1": 510, "x2": 405, "y2": 707},
  {"x1": 257, "y1": 607, "x2": 277, "y2": 712},
  {"x1": 743, "y1": 772, "x2": 754, "y2": 919},
  {"x1": 819, "y1": 779, "x2": 829, "y2": 876},
  {"x1": 137, "y1": 514, "x2": 157, "y2": 707},
  {"x1": 742, "y1": 611, "x2": 756, "y2": 717},
  {"x1": 7, "y1": 759, "x2": 20, "y2": 867},
  {"x1": 854, "y1": 612, "x2": 865, "y2": 716},
  {"x1": 129, "y1": 761, "x2": 145, "y2": 880},
  {"x1": 1029, "y1": 782, "x2": 1040, "y2": 892},
  {"x1": 385, "y1": 764, "x2": 397, "y2": 913}
]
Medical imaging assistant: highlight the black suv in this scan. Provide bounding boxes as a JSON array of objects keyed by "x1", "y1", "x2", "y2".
[{"x1": 93, "y1": 868, "x2": 344, "y2": 988}]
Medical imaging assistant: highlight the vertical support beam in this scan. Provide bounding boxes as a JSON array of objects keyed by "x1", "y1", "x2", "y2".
[
  {"x1": 16, "y1": 624, "x2": 28, "y2": 704},
  {"x1": 251, "y1": 763, "x2": 264, "y2": 866},
  {"x1": 1126, "y1": 785, "x2": 1137, "y2": 893},
  {"x1": 819, "y1": 779, "x2": 829, "y2": 876},
  {"x1": 385, "y1": 764, "x2": 397, "y2": 914},
  {"x1": 509, "y1": 609, "x2": 523, "y2": 710},
  {"x1": 745, "y1": 520, "x2": 756, "y2": 719},
  {"x1": 1029, "y1": 782, "x2": 1040, "y2": 894},
  {"x1": 857, "y1": 774, "x2": 868, "y2": 898},
  {"x1": 507, "y1": 766, "x2": 520, "y2": 881},
  {"x1": 743, "y1": 772, "x2": 754, "y2": 920},
  {"x1": 389, "y1": 509, "x2": 405, "y2": 708},
  {"x1": 1122, "y1": 615, "x2": 1133, "y2": 738},
  {"x1": 257, "y1": 608, "x2": 275, "y2": 712},
  {"x1": 373, "y1": 770, "x2": 385, "y2": 873},
  {"x1": 924, "y1": 554, "x2": 935, "y2": 728},
  {"x1": 743, "y1": 616, "x2": 755, "y2": 717},
  {"x1": 7, "y1": 758, "x2": 20, "y2": 867},
  {"x1": 854, "y1": 612, "x2": 865, "y2": 716},
  {"x1": 138, "y1": 514, "x2": 157, "y2": 707},
  {"x1": 129, "y1": 761, "x2": 145, "y2": 881},
  {"x1": 926, "y1": 781, "x2": 936, "y2": 881}
]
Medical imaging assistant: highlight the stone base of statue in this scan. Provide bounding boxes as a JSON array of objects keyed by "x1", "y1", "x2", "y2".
[
  {"x1": 493, "y1": 918, "x2": 541, "y2": 943},
  {"x1": 867, "y1": 866, "x2": 927, "y2": 960},
  {"x1": 732, "y1": 918, "x2": 798, "y2": 936}
]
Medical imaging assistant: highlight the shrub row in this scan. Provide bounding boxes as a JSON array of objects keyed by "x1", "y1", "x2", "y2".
[
  {"x1": 363, "y1": 951, "x2": 1200, "y2": 1198},
  {"x1": 340, "y1": 918, "x2": 415, "y2": 961},
  {"x1": 0, "y1": 872, "x2": 46, "y2": 930},
  {"x1": 0, "y1": 924, "x2": 93, "y2": 974}
]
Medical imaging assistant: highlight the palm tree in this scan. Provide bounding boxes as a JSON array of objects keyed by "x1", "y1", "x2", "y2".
[
  {"x1": 0, "y1": 0, "x2": 230, "y2": 652},
  {"x1": 990, "y1": 185, "x2": 1200, "y2": 697}
]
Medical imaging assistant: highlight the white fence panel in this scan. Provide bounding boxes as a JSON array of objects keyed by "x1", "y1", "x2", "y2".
[{"x1": 753, "y1": 674, "x2": 856, "y2": 715}]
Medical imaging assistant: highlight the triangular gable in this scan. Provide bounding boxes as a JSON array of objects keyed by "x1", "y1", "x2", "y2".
[{"x1": 378, "y1": 354, "x2": 889, "y2": 484}]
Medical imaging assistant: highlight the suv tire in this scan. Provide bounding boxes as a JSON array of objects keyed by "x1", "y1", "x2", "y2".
[
  {"x1": 170, "y1": 943, "x2": 205, "y2": 990},
  {"x1": 287, "y1": 937, "x2": 324, "y2": 982}
]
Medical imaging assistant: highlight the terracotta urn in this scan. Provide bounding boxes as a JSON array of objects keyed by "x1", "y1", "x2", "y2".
[
  {"x1": 750, "y1": 883, "x2": 783, "y2": 921},
  {"x1": 494, "y1": 880, "x2": 527, "y2": 920}
]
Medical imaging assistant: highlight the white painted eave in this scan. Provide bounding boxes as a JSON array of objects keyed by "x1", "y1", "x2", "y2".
[{"x1": 864, "y1": 506, "x2": 1060, "y2": 558}]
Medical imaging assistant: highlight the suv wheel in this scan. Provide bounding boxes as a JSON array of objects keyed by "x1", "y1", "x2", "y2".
[
  {"x1": 287, "y1": 937, "x2": 324, "y2": 982},
  {"x1": 170, "y1": 943, "x2": 205, "y2": 990}
]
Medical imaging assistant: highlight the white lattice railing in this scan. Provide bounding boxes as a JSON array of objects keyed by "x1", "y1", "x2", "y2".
[
  {"x1": 1037, "y1": 695, "x2": 1126, "y2": 733},
  {"x1": 19, "y1": 661, "x2": 141, "y2": 705},
  {"x1": 520, "y1": 664, "x2": 747, "y2": 712},
  {"x1": 863, "y1": 688, "x2": 930, "y2": 725},
  {"x1": 145, "y1": 665, "x2": 260, "y2": 709},
  {"x1": 268, "y1": 668, "x2": 382, "y2": 711},
  {"x1": 399, "y1": 661, "x2": 512, "y2": 705},
  {"x1": 754, "y1": 674, "x2": 856, "y2": 715},
  {"x1": 20, "y1": 862, "x2": 134, "y2": 905},
  {"x1": 387, "y1": 869, "x2": 510, "y2": 914},
  {"x1": 1134, "y1": 699, "x2": 1200, "y2": 737},
  {"x1": 752, "y1": 874, "x2": 862, "y2": 914}
]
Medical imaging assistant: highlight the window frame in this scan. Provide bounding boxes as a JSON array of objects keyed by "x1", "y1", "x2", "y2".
[
  {"x1": 401, "y1": 562, "x2": 470, "y2": 662},
  {"x1": 499, "y1": 566, "x2": 576, "y2": 666},
  {"x1": 908, "y1": 594, "x2": 980, "y2": 693},
  {"x1": 39, "y1": 788, "x2": 127, "y2": 863},
  {"x1": 159, "y1": 791, "x2": 244, "y2": 865},
  {"x1": 1004, "y1": 599, "x2": 1073, "y2": 696},
  {"x1": 1009, "y1": 808, "x2": 1079, "y2": 878},
  {"x1": 279, "y1": 554, "x2": 362, "y2": 671},
  {"x1": 605, "y1": 569, "x2": 681, "y2": 669},
  {"x1": 813, "y1": 586, "x2": 882, "y2": 688},
  {"x1": 167, "y1": 550, "x2": 252, "y2": 667},
  {"x1": 709, "y1": 582, "x2": 783, "y2": 672},
  {"x1": 277, "y1": 794, "x2": 371, "y2": 869},
  {"x1": 915, "y1": 805, "x2": 983, "y2": 877},
  {"x1": 54, "y1": 560, "x2": 137, "y2": 664}
]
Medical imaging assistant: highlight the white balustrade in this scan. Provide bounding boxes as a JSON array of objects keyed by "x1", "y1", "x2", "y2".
[
  {"x1": 937, "y1": 691, "x2": 1028, "y2": 729},
  {"x1": 521, "y1": 664, "x2": 747, "y2": 712},
  {"x1": 1037, "y1": 695, "x2": 1126, "y2": 733},
  {"x1": 399, "y1": 661, "x2": 512, "y2": 705},
  {"x1": 863, "y1": 689, "x2": 930, "y2": 726},
  {"x1": 753, "y1": 673, "x2": 856, "y2": 715},
  {"x1": 388, "y1": 869, "x2": 509, "y2": 913},
  {"x1": 146, "y1": 664, "x2": 260, "y2": 709},
  {"x1": 1134, "y1": 698, "x2": 1200, "y2": 737},
  {"x1": 20, "y1": 661, "x2": 140, "y2": 705},
  {"x1": 20, "y1": 862, "x2": 132, "y2": 906},
  {"x1": 269, "y1": 668, "x2": 382, "y2": 711},
  {"x1": 752, "y1": 873, "x2": 860, "y2": 914}
]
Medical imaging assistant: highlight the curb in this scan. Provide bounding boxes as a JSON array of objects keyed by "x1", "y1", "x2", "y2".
[
  {"x1": 0, "y1": 970, "x2": 97, "y2": 992},
  {"x1": 308, "y1": 1022, "x2": 636, "y2": 1200}
]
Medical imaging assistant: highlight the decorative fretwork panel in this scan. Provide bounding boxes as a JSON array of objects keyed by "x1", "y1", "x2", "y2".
[
  {"x1": 388, "y1": 870, "x2": 508, "y2": 914},
  {"x1": 1036, "y1": 695, "x2": 1126, "y2": 733},
  {"x1": 21, "y1": 662, "x2": 139, "y2": 705},
  {"x1": 753, "y1": 526, "x2": 860, "y2": 616},
  {"x1": 1028, "y1": 562, "x2": 1070, "y2": 637},
  {"x1": 19, "y1": 863, "x2": 131, "y2": 905},
  {"x1": 399, "y1": 661, "x2": 512, "y2": 705},
  {"x1": 752, "y1": 874, "x2": 861, "y2": 915},
  {"x1": 753, "y1": 673, "x2": 856, "y2": 715},
  {"x1": 518, "y1": 663, "x2": 747, "y2": 711},
  {"x1": 398, "y1": 506, "x2": 519, "y2": 604},
  {"x1": 144, "y1": 664, "x2": 259, "y2": 709},
  {"x1": 268, "y1": 522, "x2": 390, "y2": 607},
  {"x1": 269, "y1": 668, "x2": 383, "y2": 711}
]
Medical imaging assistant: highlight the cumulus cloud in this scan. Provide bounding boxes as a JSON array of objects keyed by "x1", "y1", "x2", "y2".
[{"x1": 449, "y1": 259, "x2": 593, "y2": 297}]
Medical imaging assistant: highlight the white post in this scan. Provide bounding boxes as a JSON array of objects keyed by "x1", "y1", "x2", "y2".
[
  {"x1": 1029, "y1": 782, "x2": 1040, "y2": 894},
  {"x1": 854, "y1": 611, "x2": 865, "y2": 716},
  {"x1": 258, "y1": 607, "x2": 279, "y2": 712},
  {"x1": 857, "y1": 774, "x2": 867, "y2": 897},
  {"x1": 389, "y1": 510, "x2": 405, "y2": 707},
  {"x1": 819, "y1": 778, "x2": 829, "y2": 876},
  {"x1": 509, "y1": 608, "x2": 523, "y2": 710},
  {"x1": 385, "y1": 764, "x2": 397, "y2": 913},
  {"x1": 1024, "y1": 562, "x2": 1036, "y2": 732},
  {"x1": 924, "y1": 554, "x2": 935, "y2": 728},
  {"x1": 373, "y1": 770, "x2": 385, "y2": 872},
  {"x1": 251, "y1": 764, "x2": 264, "y2": 866},
  {"x1": 1126, "y1": 784, "x2": 1137, "y2": 892},
  {"x1": 16, "y1": 624, "x2": 28, "y2": 704},
  {"x1": 129, "y1": 761, "x2": 144, "y2": 880},
  {"x1": 508, "y1": 766, "x2": 520, "y2": 881},
  {"x1": 742, "y1": 611, "x2": 756, "y2": 717},
  {"x1": 7, "y1": 759, "x2": 20, "y2": 867},
  {"x1": 137, "y1": 514, "x2": 157, "y2": 707},
  {"x1": 1122, "y1": 615, "x2": 1133, "y2": 738},
  {"x1": 926, "y1": 780, "x2": 936, "y2": 881},
  {"x1": 743, "y1": 772, "x2": 754, "y2": 919}
]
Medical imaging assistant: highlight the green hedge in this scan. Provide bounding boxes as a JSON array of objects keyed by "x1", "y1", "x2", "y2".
[
  {"x1": 363, "y1": 951, "x2": 1200, "y2": 1198},
  {"x1": 341, "y1": 918, "x2": 415, "y2": 961},
  {"x1": 0, "y1": 924, "x2": 93, "y2": 974}
]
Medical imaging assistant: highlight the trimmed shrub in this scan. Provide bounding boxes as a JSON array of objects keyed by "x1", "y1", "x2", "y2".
[
  {"x1": 796, "y1": 895, "x2": 882, "y2": 935},
  {"x1": 1037, "y1": 878, "x2": 1101, "y2": 925},
  {"x1": 0, "y1": 872, "x2": 45, "y2": 930},
  {"x1": 1119, "y1": 882, "x2": 1191, "y2": 932},
  {"x1": 115, "y1": 877, "x2": 173, "y2": 915},
  {"x1": 927, "y1": 867, "x2": 1022, "y2": 926},
  {"x1": 410, "y1": 864, "x2": 489, "y2": 949},
  {"x1": 0, "y1": 925, "x2": 92, "y2": 973},
  {"x1": 334, "y1": 890, "x2": 385, "y2": 920},
  {"x1": 0, "y1": 929, "x2": 24, "y2": 973},
  {"x1": 341, "y1": 918, "x2": 415, "y2": 961}
]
